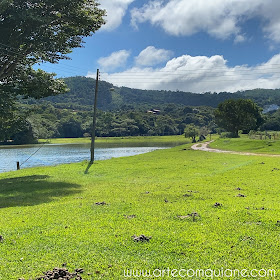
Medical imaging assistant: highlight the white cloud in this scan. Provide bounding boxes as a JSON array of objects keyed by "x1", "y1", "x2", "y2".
[
  {"x1": 234, "y1": 34, "x2": 246, "y2": 44},
  {"x1": 99, "y1": 0, "x2": 135, "y2": 31},
  {"x1": 90, "y1": 53, "x2": 280, "y2": 93},
  {"x1": 261, "y1": 1, "x2": 280, "y2": 42},
  {"x1": 97, "y1": 50, "x2": 131, "y2": 71},
  {"x1": 135, "y1": 46, "x2": 173, "y2": 66},
  {"x1": 131, "y1": 0, "x2": 280, "y2": 43}
]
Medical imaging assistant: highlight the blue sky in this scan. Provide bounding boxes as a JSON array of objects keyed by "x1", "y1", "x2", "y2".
[{"x1": 40, "y1": 0, "x2": 280, "y2": 93}]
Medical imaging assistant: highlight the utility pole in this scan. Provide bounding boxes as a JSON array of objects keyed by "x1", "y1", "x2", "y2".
[{"x1": 90, "y1": 69, "x2": 99, "y2": 163}]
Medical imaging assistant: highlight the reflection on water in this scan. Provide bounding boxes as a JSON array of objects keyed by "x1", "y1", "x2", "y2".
[{"x1": 0, "y1": 142, "x2": 170, "y2": 173}]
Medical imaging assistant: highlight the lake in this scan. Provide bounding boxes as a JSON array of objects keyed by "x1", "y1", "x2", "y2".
[{"x1": 0, "y1": 142, "x2": 172, "y2": 173}]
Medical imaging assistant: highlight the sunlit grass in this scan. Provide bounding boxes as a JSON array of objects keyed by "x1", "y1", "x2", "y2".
[
  {"x1": 39, "y1": 135, "x2": 188, "y2": 145},
  {"x1": 0, "y1": 142, "x2": 279, "y2": 279},
  {"x1": 209, "y1": 136, "x2": 280, "y2": 154}
]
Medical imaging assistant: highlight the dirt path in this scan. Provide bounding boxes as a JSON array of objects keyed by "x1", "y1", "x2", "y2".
[{"x1": 191, "y1": 141, "x2": 280, "y2": 157}]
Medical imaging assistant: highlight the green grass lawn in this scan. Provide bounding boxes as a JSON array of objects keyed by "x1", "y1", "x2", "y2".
[
  {"x1": 0, "y1": 143, "x2": 279, "y2": 279},
  {"x1": 39, "y1": 135, "x2": 188, "y2": 145},
  {"x1": 209, "y1": 136, "x2": 280, "y2": 154}
]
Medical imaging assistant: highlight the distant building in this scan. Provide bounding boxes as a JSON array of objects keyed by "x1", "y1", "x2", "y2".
[{"x1": 147, "y1": 109, "x2": 161, "y2": 114}]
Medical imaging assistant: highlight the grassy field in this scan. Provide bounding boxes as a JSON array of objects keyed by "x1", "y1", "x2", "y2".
[
  {"x1": 0, "y1": 141, "x2": 279, "y2": 279},
  {"x1": 209, "y1": 136, "x2": 280, "y2": 154},
  {"x1": 39, "y1": 135, "x2": 188, "y2": 145}
]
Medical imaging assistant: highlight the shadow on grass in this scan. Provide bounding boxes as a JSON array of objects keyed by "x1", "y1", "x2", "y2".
[
  {"x1": 84, "y1": 162, "x2": 93, "y2": 174},
  {"x1": 0, "y1": 175, "x2": 81, "y2": 208}
]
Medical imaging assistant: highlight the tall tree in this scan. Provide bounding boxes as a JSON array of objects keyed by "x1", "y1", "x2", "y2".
[
  {"x1": 214, "y1": 99, "x2": 264, "y2": 137},
  {"x1": 184, "y1": 124, "x2": 199, "y2": 143},
  {"x1": 0, "y1": 0, "x2": 105, "y2": 83},
  {"x1": 0, "y1": 0, "x2": 105, "y2": 142}
]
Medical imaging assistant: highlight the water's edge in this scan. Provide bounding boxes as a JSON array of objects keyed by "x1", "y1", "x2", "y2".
[{"x1": 0, "y1": 143, "x2": 172, "y2": 173}]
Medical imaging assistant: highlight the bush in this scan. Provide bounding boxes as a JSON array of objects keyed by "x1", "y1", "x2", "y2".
[{"x1": 220, "y1": 132, "x2": 240, "y2": 138}]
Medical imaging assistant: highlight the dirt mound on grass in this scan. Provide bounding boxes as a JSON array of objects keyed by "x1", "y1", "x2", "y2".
[
  {"x1": 19, "y1": 267, "x2": 84, "y2": 280},
  {"x1": 132, "y1": 234, "x2": 152, "y2": 242}
]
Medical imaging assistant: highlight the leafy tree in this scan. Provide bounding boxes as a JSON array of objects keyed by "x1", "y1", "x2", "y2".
[
  {"x1": 11, "y1": 119, "x2": 38, "y2": 144},
  {"x1": 0, "y1": 0, "x2": 105, "y2": 142},
  {"x1": 0, "y1": 92, "x2": 15, "y2": 141},
  {"x1": 28, "y1": 114, "x2": 58, "y2": 139},
  {"x1": 0, "y1": 92, "x2": 36, "y2": 142},
  {"x1": 214, "y1": 99, "x2": 264, "y2": 137},
  {"x1": 199, "y1": 126, "x2": 209, "y2": 137},
  {"x1": 156, "y1": 116, "x2": 179, "y2": 136},
  {"x1": 0, "y1": 0, "x2": 105, "y2": 83},
  {"x1": 184, "y1": 124, "x2": 199, "y2": 143},
  {"x1": 57, "y1": 116, "x2": 83, "y2": 138}
]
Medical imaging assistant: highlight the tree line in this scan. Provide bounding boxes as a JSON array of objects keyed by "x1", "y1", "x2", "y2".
[
  {"x1": 0, "y1": 103, "x2": 216, "y2": 144},
  {"x1": 4, "y1": 97, "x2": 280, "y2": 144}
]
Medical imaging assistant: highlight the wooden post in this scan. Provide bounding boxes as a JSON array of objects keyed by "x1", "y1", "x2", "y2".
[
  {"x1": 90, "y1": 69, "x2": 99, "y2": 163},
  {"x1": 16, "y1": 161, "x2": 20, "y2": 170}
]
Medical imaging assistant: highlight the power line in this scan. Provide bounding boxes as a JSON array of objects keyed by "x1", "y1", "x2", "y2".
[
  {"x1": 99, "y1": 69, "x2": 279, "y2": 81},
  {"x1": 99, "y1": 72, "x2": 280, "y2": 79},
  {"x1": 1, "y1": 41, "x2": 279, "y2": 88},
  {"x1": 98, "y1": 78, "x2": 279, "y2": 84},
  {"x1": 100, "y1": 78, "x2": 279, "y2": 83},
  {"x1": 0, "y1": 45, "x2": 87, "y2": 74},
  {"x1": 19, "y1": 142, "x2": 47, "y2": 168},
  {"x1": 1, "y1": 42, "x2": 280, "y2": 74},
  {"x1": 99, "y1": 66, "x2": 280, "y2": 75}
]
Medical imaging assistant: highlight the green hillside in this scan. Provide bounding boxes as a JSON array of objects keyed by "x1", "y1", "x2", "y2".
[{"x1": 25, "y1": 76, "x2": 280, "y2": 111}]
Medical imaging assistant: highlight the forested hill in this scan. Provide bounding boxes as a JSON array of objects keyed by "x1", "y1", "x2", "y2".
[{"x1": 27, "y1": 76, "x2": 280, "y2": 110}]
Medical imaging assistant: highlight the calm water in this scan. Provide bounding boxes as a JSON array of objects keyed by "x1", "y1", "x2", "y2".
[{"x1": 0, "y1": 143, "x2": 170, "y2": 173}]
